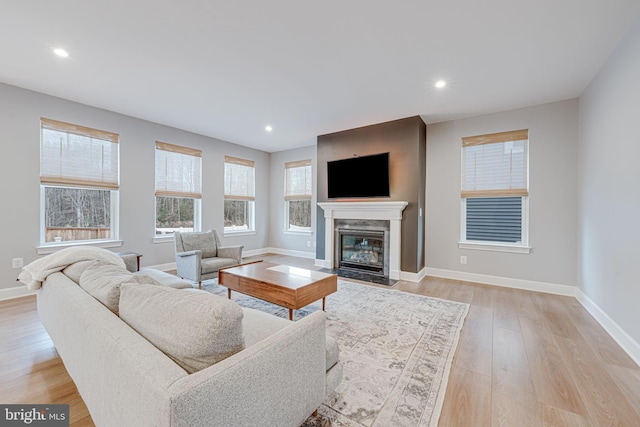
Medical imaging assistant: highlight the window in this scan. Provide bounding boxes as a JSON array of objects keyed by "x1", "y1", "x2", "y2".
[
  {"x1": 284, "y1": 160, "x2": 312, "y2": 232},
  {"x1": 224, "y1": 156, "x2": 255, "y2": 233},
  {"x1": 40, "y1": 118, "x2": 119, "y2": 245},
  {"x1": 460, "y1": 129, "x2": 529, "y2": 251},
  {"x1": 155, "y1": 142, "x2": 202, "y2": 235}
]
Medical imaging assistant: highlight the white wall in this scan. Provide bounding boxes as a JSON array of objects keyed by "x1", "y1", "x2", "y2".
[
  {"x1": 0, "y1": 83, "x2": 270, "y2": 291},
  {"x1": 426, "y1": 99, "x2": 579, "y2": 287},
  {"x1": 268, "y1": 145, "x2": 317, "y2": 257},
  {"x1": 578, "y1": 18, "x2": 640, "y2": 345}
]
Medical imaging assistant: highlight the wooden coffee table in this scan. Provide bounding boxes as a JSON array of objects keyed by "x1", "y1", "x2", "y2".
[{"x1": 218, "y1": 261, "x2": 337, "y2": 320}]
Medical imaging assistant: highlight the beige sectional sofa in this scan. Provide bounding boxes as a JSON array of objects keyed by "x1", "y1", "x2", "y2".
[{"x1": 36, "y1": 259, "x2": 342, "y2": 427}]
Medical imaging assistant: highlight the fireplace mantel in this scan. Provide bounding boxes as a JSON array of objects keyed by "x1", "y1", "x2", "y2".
[{"x1": 318, "y1": 201, "x2": 408, "y2": 280}]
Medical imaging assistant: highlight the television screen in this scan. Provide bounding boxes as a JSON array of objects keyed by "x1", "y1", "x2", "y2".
[{"x1": 327, "y1": 152, "x2": 390, "y2": 199}]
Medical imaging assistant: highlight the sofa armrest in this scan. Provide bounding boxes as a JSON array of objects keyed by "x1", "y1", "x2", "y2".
[
  {"x1": 175, "y1": 250, "x2": 202, "y2": 282},
  {"x1": 168, "y1": 311, "x2": 327, "y2": 427},
  {"x1": 216, "y1": 245, "x2": 243, "y2": 263}
]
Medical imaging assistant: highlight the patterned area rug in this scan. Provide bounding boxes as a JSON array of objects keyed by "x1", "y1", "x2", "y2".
[{"x1": 202, "y1": 279, "x2": 469, "y2": 427}]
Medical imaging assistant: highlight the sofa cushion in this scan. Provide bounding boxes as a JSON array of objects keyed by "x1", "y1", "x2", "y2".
[
  {"x1": 79, "y1": 261, "x2": 134, "y2": 314},
  {"x1": 133, "y1": 269, "x2": 193, "y2": 289},
  {"x1": 119, "y1": 283, "x2": 244, "y2": 374},
  {"x1": 181, "y1": 231, "x2": 216, "y2": 258},
  {"x1": 62, "y1": 260, "x2": 96, "y2": 283}
]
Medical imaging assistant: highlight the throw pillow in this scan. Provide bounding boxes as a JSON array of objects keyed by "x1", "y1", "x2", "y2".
[
  {"x1": 119, "y1": 283, "x2": 244, "y2": 373},
  {"x1": 79, "y1": 261, "x2": 134, "y2": 314},
  {"x1": 180, "y1": 231, "x2": 217, "y2": 258}
]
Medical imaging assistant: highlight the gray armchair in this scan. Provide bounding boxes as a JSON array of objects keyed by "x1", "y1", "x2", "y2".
[{"x1": 174, "y1": 230, "x2": 243, "y2": 288}]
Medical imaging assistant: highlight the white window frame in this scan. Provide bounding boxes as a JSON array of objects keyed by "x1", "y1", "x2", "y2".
[
  {"x1": 224, "y1": 156, "x2": 256, "y2": 235},
  {"x1": 283, "y1": 160, "x2": 312, "y2": 234},
  {"x1": 458, "y1": 129, "x2": 531, "y2": 254},
  {"x1": 38, "y1": 118, "x2": 121, "y2": 252},
  {"x1": 153, "y1": 141, "x2": 202, "y2": 242}
]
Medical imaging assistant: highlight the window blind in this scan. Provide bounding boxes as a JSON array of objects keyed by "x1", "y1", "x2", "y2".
[
  {"x1": 284, "y1": 160, "x2": 312, "y2": 201},
  {"x1": 461, "y1": 129, "x2": 528, "y2": 198},
  {"x1": 155, "y1": 141, "x2": 202, "y2": 199},
  {"x1": 466, "y1": 197, "x2": 522, "y2": 243},
  {"x1": 224, "y1": 156, "x2": 255, "y2": 201},
  {"x1": 40, "y1": 118, "x2": 120, "y2": 189}
]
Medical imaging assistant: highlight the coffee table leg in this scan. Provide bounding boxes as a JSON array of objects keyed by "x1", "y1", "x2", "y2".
[
  {"x1": 228, "y1": 289, "x2": 231, "y2": 299},
  {"x1": 289, "y1": 309, "x2": 293, "y2": 321},
  {"x1": 322, "y1": 297, "x2": 326, "y2": 311}
]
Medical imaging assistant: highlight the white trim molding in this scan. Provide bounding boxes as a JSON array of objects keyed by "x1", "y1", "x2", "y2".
[
  {"x1": 318, "y1": 201, "x2": 408, "y2": 280},
  {"x1": 0, "y1": 285, "x2": 36, "y2": 301},
  {"x1": 576, "y1": 289, "x2": 640, "y2": 366},
  {"x1": 425, "y1": 267, "x2": 577, "y2": 296}
]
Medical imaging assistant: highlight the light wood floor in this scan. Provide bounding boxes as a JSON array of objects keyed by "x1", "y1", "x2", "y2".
[{"x1": 2, "y1": 254, "x2": 639, "y2": 426}]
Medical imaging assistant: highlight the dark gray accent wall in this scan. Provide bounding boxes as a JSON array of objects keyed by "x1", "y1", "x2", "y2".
[{"x1": 316, "y1": 116, "x2": 426, "y2": 273}]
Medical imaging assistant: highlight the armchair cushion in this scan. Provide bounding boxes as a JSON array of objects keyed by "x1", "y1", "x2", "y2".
[
  {"x1": 201, "y1": 258, "x2": 239, "y2": 275},
  {"x1": 180, "y1": 231, "x2": 217, "y2": 258}
]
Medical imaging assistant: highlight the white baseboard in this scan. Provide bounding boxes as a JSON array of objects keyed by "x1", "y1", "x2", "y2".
[
  {"x1": 0, "y1": 285, "x2": 36, "y2": 301},
  {"x1": 263, "y1": 247, "x2": 316, "y2": 259},
  {"x1": 400, "y1": 267, "x2": 427, "y2": 283},
  {"x1": 576, "y1": 289, "x2": 640, "y2": 366},
  {"x1": 315, "y1": 259, "x2": 331, "y2": 269},
  {"x1": 425, "y1": 267, "x2": 577, "y2": 296}
]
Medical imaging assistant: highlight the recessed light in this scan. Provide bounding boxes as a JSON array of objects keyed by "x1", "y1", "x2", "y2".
[
  {"x1": 435, "y1": 80, "x2": 446, "y2": 89},
  {"x1": 53, "y1": 48, "x2": 69, "y2": 58},
  {"x1": 265, "y1": 125, "x2": 273, "y2": 132}
]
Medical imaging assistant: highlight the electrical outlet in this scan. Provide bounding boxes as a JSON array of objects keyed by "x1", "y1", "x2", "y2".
[
  {"x1": 12, "y1": 258, "x2": 24, "y2": 269},
  {"x1": 460, "y1": 256, "x2": 467, "y2": 265},
  {"x1": 307, "y1": 241, "x2": 311, "y2": 247}
]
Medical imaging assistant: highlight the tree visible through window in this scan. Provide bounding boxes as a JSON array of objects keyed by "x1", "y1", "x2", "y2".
[
  {"x1": 155, "y1": 141, "x2": 201, "y2": 235},
  {"x1": 284, "y1": 160, "x2": 312, "y2": 231},
  {"x1": 224, "y1": 156, "x2": 255, "y2": 232},
  {"x1": 40, "y1": 118, "x2": 119, "y2": 244}
]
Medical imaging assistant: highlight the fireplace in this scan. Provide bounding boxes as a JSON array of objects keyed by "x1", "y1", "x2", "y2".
[
  {"x1": 338, "y1": 229, "x2": 385, "y2": 275},
  {"x1": 318, "y1": 201, "x2": 408, "y2": 280}
]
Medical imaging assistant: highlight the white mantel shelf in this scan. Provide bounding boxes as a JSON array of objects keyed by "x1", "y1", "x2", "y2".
[{"x1": 318, "y1": 201, "x2": 408, "y2": 280}]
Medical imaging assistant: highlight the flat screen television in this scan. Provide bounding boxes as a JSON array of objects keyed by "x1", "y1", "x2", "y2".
[{"x1": 327, "y1": 152, "x2": 390, "y2": 199}]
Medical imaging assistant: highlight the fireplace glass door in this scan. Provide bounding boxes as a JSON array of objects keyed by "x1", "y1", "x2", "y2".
[{"x1": 339, "y1": 230, "x2": 385, "y2": 274}]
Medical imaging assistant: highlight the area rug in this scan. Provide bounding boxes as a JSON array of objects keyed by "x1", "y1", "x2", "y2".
[{"x1": 202, "y1": 279, "x2": 469, "y2": 427}]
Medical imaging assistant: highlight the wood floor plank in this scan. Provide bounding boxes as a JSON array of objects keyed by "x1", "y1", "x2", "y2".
[
  {"x1": 493, "y1": 288, "x2": 522, "y2": 332},
  {"x1": 520, "y1": 316, "x2": 587, "y2": 416},
  {"x1": 554, "y1": 335, "x2": 640, "y2": 426},
  {"x1": 492, "y1": 327, "x2": 542, "y2": 427},
  {"x1": 439, "y1": 367, "x2": 492, "y2": 427},
  {"x1": 539, "y1": 403, "x2": 590, "y2": 427},
  {"x1": 606, "y1": 364, "x2": 640, "y2": 418},
  {"x1": 453, "y1": 306, "x2": 493, "y2": 376}
]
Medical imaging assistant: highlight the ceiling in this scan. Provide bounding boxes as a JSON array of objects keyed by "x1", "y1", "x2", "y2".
[{"x1": 2, "y1": 1, "x2": 640, "y2": 153}]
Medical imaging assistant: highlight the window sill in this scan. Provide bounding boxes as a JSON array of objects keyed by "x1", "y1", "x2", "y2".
[
  {"x1": 37, "y1": 239, "x2": 123, "y2": 255},
  {"x1": 153, "y1": 235, "x2": 175, "y2": 244},
  {"x1": 223, "y1": 230, "x2": 256, "y2": 237},
  {"x1": 283, "y1": 230, "x2": 313, "y2": 236},
  {"x1": 458, "y1": 241, "x2": 531, "y2": 254}
]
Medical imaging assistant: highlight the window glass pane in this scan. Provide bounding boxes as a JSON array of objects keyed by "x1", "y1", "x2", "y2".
[
  {"x1": 288, "y1": 200, "x2": 311, "y2": 230},
  {"x1": 155, "y1": 196, "x2": 195, "y2": 234},
  {"x1": 466, "y1": 197, "x2": 522, "y2": 243},
  {"x1": 224, "y1": 200, "x2": 250, "y2": 231},
  {"x1": 44, "y1": 186, "x2": 111, "y2": 242}
]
